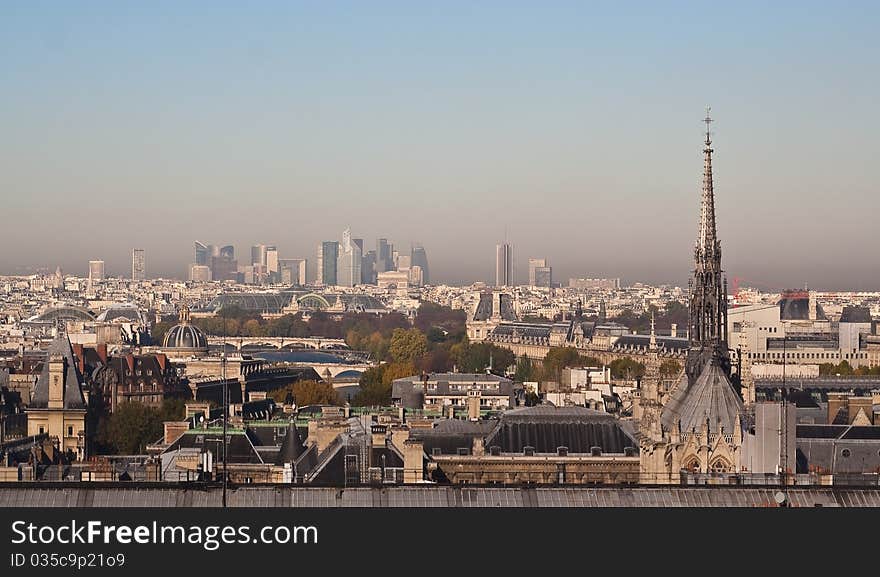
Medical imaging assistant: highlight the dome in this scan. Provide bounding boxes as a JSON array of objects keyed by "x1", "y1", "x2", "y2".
[{"x1": 162, "y1": 305, "x2": 208, "y2": 353}]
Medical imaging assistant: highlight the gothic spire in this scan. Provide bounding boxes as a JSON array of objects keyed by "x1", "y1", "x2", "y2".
[{"x1": 698, "y1": 106, "x2": 717, "y2": 256}]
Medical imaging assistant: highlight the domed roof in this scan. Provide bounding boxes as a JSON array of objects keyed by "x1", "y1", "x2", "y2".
[{"x1": 162, "y1": 305, "x2": 208, "y2": 353}]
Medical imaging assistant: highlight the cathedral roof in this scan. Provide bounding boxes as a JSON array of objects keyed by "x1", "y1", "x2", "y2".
[{"x1": 661, "y1": 357, "x2": 743, "y2": 435}]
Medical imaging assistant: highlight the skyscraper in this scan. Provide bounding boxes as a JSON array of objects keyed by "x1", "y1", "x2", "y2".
[
  {"x1": 131, "y1": 248, "x2": 145, "y2": 281},
  {"x1": 495, "y1": 243, "x2": 513, "y2": 287},
  {"x1": 528, "y1": 258, "x2": 552, "y2": 287},
  {"x1": 337, "y1": 228, "x2": 362, "y2": 288},
  {"x1": 376, "y1": 238, "x2": 393, "y2": 273},
  {"x1": 88, "y1": 260, "x2": 105, "y2": 291},
  {"x1": 266, "y1": 246, "x2": 279, "y2": 281},
  {"x1": 194, "y1": 241, "x2": 209, "y2": 266},
  {"x1": 251, "y1": 244, "x2": 267, "y2": 267},
  {"x1": 361, "y1": 250, "x2": 377, "y2": 284},
  {"x1": 411, "y1": 245, "x2": 430, "y2": 285},
  {"x1": 317, "y1": 241, "x2": 339, "y2": 286}
]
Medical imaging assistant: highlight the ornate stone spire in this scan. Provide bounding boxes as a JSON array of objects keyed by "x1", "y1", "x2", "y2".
[
  {"x1": 688, "y1": 107, "x2": 728, "y2": 357},
  {"x1": 698, "y1": 107, "x2": 717, "y2": 255}
]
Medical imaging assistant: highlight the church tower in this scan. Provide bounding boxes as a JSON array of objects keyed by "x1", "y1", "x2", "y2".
[
  {"x1": 686, "y1": 107, "x2": 730, "y2": 383},
  {"x1": 640, "y1": 110, "x2": 745, "y2": 483}
]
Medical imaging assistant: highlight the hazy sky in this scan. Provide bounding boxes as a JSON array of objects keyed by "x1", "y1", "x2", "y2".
[{"x1": 1, "y1": 2, "x2": 877, "y2": 289}]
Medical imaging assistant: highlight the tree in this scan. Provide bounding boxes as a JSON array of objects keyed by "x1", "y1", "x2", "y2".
[
  {"x1": 95, "y1": 398, "x2": 186, "y2": 455},
  {"x1": 609, "y1": 357, "x2": 646, "y2": 381},
  {"x1": 659, "y1": 359, "x2": 683, "y2": 378},
  {"x1": 269, "y1": 380, "x2": 341, "y2": 406},
  {"x1": 452, "y1": 342, "x2": 514, "y2": 373},
  {"x1": 542, "y1": 347, "x2": 585, "y2": 383},
  {"x1": 514, "y1": 355, "x2": 538, "y2": 383},
  {"x1": 389, "y1": 328, "x2": 428, "y2": 364}
]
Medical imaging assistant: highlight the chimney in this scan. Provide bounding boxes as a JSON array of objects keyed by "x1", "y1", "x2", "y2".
[
  {"x1": 164, "y1": 421, "x2": 189, "y2": 445},
  {"x1": 402, "y1": 439, "x2": 424, "y2": 483},
  {"x1": 467, "y1": 391, "x2": 481, "y2": 421},
  {"x1": 371, "y1": 424, "x2": 388, "y2": 448}
]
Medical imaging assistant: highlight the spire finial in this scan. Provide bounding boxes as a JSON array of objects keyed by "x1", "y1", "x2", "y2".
[{"x1": 704, "y1": 106, "x2": 713, "y2": 146}]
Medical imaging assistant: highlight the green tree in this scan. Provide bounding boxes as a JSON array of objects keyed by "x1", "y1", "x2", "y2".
[
  {"x1": 452, "y1": 342, "x2": 515, "y2": 373},
  {"x1": 389, "y1": 328, "x2": 428, "y2": 364},
  {"x1": 96, "y1": 398, "x2": 186, "y2": 455},
  {"x1": 609, "y1": 357, "x2": 646, "y2": 381},
  {"x1": 659, "y1": 359, "x2": 683, "y2": 378},
  {"x1": 269, "y1": 380, "x2": 341, "y2": 406},
  {"x1": 514, "y1": 355, "x2": 538, "y2": 383},
  {"x1": 542, "y1": 347, "x2": 584, "y2": 383}
]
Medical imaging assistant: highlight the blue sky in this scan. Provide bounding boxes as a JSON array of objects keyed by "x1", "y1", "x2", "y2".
[{"x1": 1, "y1": 2, "x2": 877, "y2": 288}]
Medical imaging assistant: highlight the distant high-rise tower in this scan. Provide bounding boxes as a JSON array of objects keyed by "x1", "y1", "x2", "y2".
[
  {"x1": 251, "y1": 244, "x2": 267, "y2": 267},
  {"x1": 88, "y1": 260, "x2": 105, "y2": 290},
  {"x1": 337, "y1": 228, "x2": 362, "y2": 288},
  {"x1": 317, "y1": 241, "x2": 339, "y2": 286},
  {"x1": 495, "y1": 243, "x2": 513, "y2": 287},
  {"x1": 131, "y1": 249, "x2": 145, "y2": 281},
  {"x1": 194, "y1": 241, "x2": 209, "y2": 266},
  {"x1": 265, "y1": 246, "x2": 279, "y2": 281},
  {"x1": 376, "y1": 238, "x2": 393, "y2": 273},
  {"x1": 411, "y1": 245, "x2": 430, "y2": 285},
  {"x1": 528, "y1": 258, "x2": 552, "y2": 287}
]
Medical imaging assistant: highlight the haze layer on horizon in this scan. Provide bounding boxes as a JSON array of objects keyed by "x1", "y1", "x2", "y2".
[{"x1": 1, "y1": 2, "x2": 877, "y2": 291}]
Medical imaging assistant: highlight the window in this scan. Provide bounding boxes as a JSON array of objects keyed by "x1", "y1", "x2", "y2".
[
  {"x1": 710, "y1": 459, "x2": 730, "y2": 473},
  {"x1": 841, "y1": 449, "x2": 851, "y2": 458},
  {"x1": 67, "y1": 426, "x2": 74, "y2": 436},
  {"x1": 39, "y1": 426, "x2": 44, "y2": 435}
]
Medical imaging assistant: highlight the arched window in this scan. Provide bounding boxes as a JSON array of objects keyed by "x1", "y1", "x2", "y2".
[
  {"x1": 683, "y1": 457, "x2": 700, "y2": 472},
  {"x1": 710, "y1": 459, "x2": 730, "y2": 473}
]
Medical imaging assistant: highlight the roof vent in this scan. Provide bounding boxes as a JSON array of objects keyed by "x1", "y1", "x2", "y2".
[
  {"x1": 557, "y1": 446, "x2": 569, "y2": 457},
  {"x1": 523, "y1": 446, "x2": 535, "y2": 456},
  {"x1": 590, "y1": 446, "x2": 602, "y2": 457}
]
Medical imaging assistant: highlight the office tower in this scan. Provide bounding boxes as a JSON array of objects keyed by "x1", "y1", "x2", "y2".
[
  {"x1": 317, "y1": 241, "x2": 339, "y2": 286},
  {"x1": 528, "y1": 258, "x2": 552, "y2": 288},
  {"x1": 396, "y1": 255, "x2": 411, "y2": 270},
  {"x1": 409, "y1": 265, "x2": 424, "y2": 287},
  {"x1": 495, "y1": 243, "x2": 513, "y2": 287},
  {"x1": 266, "y1": 246, "x2": 279, "y2": 281},
  {"x1": 189, "y1": 265, "x2": 212, "y2": 282},
  {"x1": 131, "y1": 249, "x2": 145, "y2": 281},
  {"x1": 376, "y1": 238, "x2": 393, "y2": 273},
  {"x1": 279, "y1": 258, "x2": 307, "y2": 286},
  {"x1": 89, "y1": 260, "x2": 105, "y2": 282},
  {"x1": 361, "y1": 250, "x2": 377, "y2": 284},
  {"x1": 337, "y1": 227, "x2": 362, "y2": 288},
  {"x1": 411, "y1": 245, "x2": 430, "y2": 285},
  {"x1": 251, "y1": 244, "x2": 267, "y2": 267},
  {"x1": 210, "y1": 245, "x2": 237, "y2": 282},
  {"x1": 194, "y1": 241, "x2": 209, "y2": 266}
]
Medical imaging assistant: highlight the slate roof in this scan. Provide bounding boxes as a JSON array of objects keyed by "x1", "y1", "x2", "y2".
[
  {"x1": 661, "y1": 358, "x2": 743, "y2": 435},
  {"x1": 839, "y1": 306, "x2": 872, "y2": 324},
  {"x1": 483, "y1": 406, "x2": 638, "y2": 454},
  {"x1": 29, "y1": 335, "x2": 87, "y2": 411}
]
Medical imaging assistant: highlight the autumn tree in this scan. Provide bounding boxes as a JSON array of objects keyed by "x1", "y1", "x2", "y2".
[{"x1": 389, "y1": 328, "x2": 428, "y2": 364}]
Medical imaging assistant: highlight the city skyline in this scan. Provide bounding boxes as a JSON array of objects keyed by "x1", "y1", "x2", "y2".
[{"x1": 2, "y1": 3, "x2": 878, "y2": 290}]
